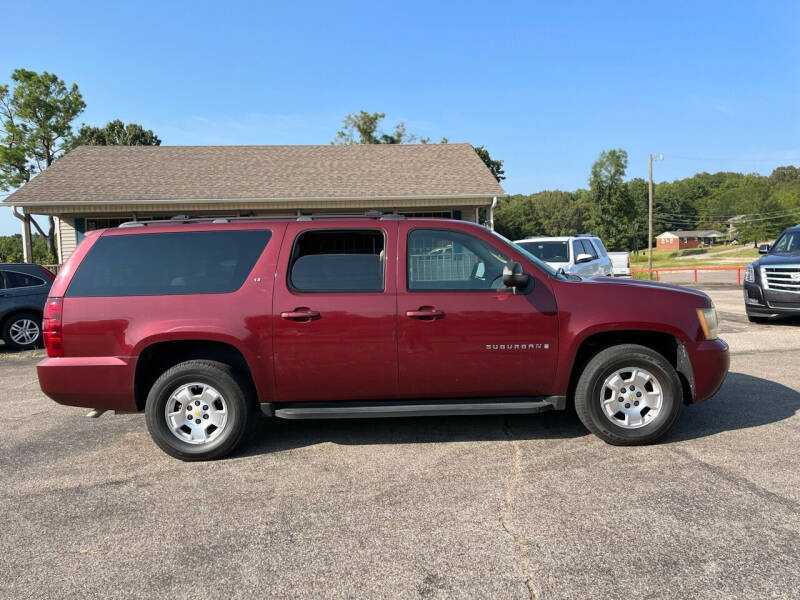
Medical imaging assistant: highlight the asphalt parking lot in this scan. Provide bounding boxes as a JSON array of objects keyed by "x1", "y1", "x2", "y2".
[{"x1": 2, "y1": 285, "x2": 798, "y2": 600}]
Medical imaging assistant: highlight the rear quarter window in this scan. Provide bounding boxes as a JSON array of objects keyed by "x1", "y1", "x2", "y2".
[
  {"x1": 66, "y1": 230, "x2": 271, "y2": 297},
  {"x1": 3, "y1": 270, "x2": 47, "y2": 288}
]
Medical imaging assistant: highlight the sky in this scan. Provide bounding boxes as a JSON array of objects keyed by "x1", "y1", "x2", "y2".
[{"x1": 2, "y1": 0, "x2": 799, "y2": 235}]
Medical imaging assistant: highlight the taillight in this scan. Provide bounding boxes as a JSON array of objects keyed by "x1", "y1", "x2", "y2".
[
  {"x1": 39, "y1": 265, "x2": 56, "y2": 280},
  {"x1": 42, "y1": 297, "x2": 64, "y2": 357}
]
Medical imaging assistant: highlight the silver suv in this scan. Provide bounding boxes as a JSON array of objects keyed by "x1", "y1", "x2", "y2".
[{"x1": 514, "y1": 235, "x2": 613, "y2": 278}]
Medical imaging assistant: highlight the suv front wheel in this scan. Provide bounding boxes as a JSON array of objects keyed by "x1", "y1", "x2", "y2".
[
  {"x1": 574, "y1": 344, "x2": 683, "y2": 445},
  {"x1": 145, "y1": 360, "x2": 251, "y2": 460}
]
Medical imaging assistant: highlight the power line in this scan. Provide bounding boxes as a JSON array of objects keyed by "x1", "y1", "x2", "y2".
[
  {"x1": 655, "y1": 206, "x2": 798, "y2": 219},
  {"x1": 655, "y1": 209, "x2": 800, "y2": 224},
  {"x1": 663, "y1": 155, "x2": 800, "y2": 163}
]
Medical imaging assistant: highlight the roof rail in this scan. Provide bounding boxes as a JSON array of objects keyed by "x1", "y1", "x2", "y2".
[{"x1": 117, "y1": 211, "x2": 408, "y2": 228}]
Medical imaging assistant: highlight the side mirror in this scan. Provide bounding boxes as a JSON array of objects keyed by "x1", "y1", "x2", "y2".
[
  {"x1": 575, "y1": 253, "x2": 593, "y2": 264},
  {"x1": 503, "y1": 261, "x2": 530, "y2": 289},
  {"x1": 758, "y1": 244, "x2": 771, "y2": 254}
]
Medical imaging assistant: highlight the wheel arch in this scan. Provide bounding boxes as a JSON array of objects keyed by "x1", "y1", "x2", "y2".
[
  {"x1": 566, "y1": 329, "x2": 694, "y2": 406},
  {"x1": 134, "y1": 339, "x2": 260, "y2": 411}
]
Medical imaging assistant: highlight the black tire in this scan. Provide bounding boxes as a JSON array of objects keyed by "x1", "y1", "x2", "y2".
[
  {"x1": 747, "y1": 314, "x2": 768, "y2": 323},
  {"x1": 574, "y1": 344, "x2": 683, "y2": 446},
  {"x1": 145, "y1": 360, "x2": 252, "y2": 461},
  {"x1": 2, "y1": 311, "x2": 43, "y2": 350}
]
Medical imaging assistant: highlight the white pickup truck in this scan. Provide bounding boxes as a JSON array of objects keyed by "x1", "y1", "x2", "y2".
[{"x1": 608, "y1": 251, "x2": 631, "y2": 277}]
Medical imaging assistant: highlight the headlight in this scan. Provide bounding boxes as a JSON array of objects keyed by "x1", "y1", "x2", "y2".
[
  {"x1": 744, "y1": 264, "x2": 755, "y2": 283},
  {"x1": 696, "y1": 307, "x2": 719, "y2": 340}
]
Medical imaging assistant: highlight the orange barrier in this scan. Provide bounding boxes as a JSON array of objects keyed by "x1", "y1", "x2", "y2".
[{"x1": 631, "y1": 265, "x2": 747, "y2": 285}]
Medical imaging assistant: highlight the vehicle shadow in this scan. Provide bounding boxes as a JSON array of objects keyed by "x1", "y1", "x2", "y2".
[
  {"x1": 664, "y1": 371, "x2": 800, "y2": 443},
  {"x1": 235, "y1": 372, "x2": 799, "y2": 456}
]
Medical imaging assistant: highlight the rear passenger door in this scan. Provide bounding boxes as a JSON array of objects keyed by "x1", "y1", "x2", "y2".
[{"x1": 272, "y1": 222, "x2": 399, "y2": 402}]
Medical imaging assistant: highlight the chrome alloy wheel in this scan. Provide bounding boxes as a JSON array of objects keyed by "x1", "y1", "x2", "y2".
[
  {"x1": 164, "y1": 383, "x2": 228, "y2": 444},
  {"x1": 9, "y1": 318, "x2": 40, "y2": 345},
  {"x1": 599, "y1": 367, "x2": 663, "y2": 429}
]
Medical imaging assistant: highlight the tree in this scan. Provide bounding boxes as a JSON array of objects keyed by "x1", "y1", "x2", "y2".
[
  {"x1": 333, "y1": 111, "x2": 422, "y2": 145},
  {"x1": 333, "y1": 111, "x2": 505, "y2": 182},
  {"x1": 71, "y1": 119, "x2": 161, "y2": 148},
  {"x1": 586, "y1": 149, "x2": 634, "y2": 250},
  {"x1": 769, "y1": 165, "x2": 800, "y2": 186},
  {"x1": 0, "y1": 233, "x2": 56, "y2": 264},
  {"x1": 0, "y1": 69, "x2": 85, "y2": 256},
  {"x1": 473, "y1": 145, "x2": 505, "y2": 182}
]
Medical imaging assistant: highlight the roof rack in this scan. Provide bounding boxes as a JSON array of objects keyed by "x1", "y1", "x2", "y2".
[{"x1": 118, "y1": 211, "x2": 408, "y2": 228}]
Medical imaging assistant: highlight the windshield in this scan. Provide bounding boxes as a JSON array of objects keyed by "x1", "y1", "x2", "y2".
[
  {"x1": 490, "y1": 232, "x2": 561, "y2": 277},
  {"x1": 516, "y1": 240, "x2": 570, "y2": 263},
  {"x1": 771, "y1": 230, "x2": 800, "y2": 254}
]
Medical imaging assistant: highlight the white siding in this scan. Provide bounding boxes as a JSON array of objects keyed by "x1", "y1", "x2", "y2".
[{"x1": 58, "y1": 217, "x2": 78, "y2": 263}]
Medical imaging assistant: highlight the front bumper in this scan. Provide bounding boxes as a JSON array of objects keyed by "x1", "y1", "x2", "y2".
[
  {"x1": 743, "y1": 282, "x2": 800, "y2": 316},
  {"x1": 37, "y1": 356, "x2": 138, "y2": 411},
  {"x1": 690, "y1": 338, "x2": 729, "y2": 403}
]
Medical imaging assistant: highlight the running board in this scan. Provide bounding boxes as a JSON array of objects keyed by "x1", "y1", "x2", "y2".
[{"x1": 262, "y1": 396, "x2": 566, "y2": 420}]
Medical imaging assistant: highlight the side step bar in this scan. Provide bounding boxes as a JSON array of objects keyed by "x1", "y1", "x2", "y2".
[{"x1": 261, "y1": 396, "x2": 566, "y2": 420}]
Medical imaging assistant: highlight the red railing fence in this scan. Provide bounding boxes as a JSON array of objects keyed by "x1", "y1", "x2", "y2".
[{"x1": 631, "y1": 265, "x2": 747, "y2": 285}]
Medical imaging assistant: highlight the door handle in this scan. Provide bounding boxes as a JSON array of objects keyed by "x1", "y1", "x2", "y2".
[
  {"x1": 405, "y1": 307, "x2": 445, "y2": 320},
  {"x1": 280, "y1": 308, "x2": 321, "y2": 321}
]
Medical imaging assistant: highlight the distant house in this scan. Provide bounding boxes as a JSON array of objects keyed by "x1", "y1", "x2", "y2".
[
  {"x1": 3, "y1": 143, "x2": 505, "y2": 264},
  {"x1": 656, "y1": 230, "x2": 725, "y2": 250}
]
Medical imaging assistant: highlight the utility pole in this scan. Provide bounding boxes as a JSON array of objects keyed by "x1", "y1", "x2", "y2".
[{"x1": 648, "y1": 154, "x2": 654, "y2": 279}]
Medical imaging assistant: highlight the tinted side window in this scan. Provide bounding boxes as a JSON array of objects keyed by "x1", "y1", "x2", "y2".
[
  {"x1": 66, "y1": 230, "x2": 271, "y2": 297},
  {"x1": 591, "y1": 238, "x2": 608, "y2": 256},
  {"x1": 289, "y1": 230, "x2": 384, "y2": 292},
  {"x1": 4, "y1": 271, "x2": 46, "y2": 288},
  {"x1": 580, "y1": 239, "x2": 598, "y2": 259},
  {"x1": 408, "y1": 229, "x2": 508, "y2": 291}
]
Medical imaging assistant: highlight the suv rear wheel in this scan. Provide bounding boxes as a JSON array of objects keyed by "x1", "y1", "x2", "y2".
[
  {"x1": 574, "y1": 344, "x2": 683, "y2": 445},
  {"x1": 2, "y1": 312, "x2": 43, "y2": 350},
  {"x1": 145, "y1": 360, "x2": 251, "y2": 460}
]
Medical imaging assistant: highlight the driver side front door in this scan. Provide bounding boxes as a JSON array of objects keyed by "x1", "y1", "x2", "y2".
[{"x1": 396, "y1": 224, "x2": 559, "y2": 399}]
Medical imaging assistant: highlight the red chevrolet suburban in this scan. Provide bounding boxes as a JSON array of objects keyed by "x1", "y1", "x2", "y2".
[{"x1": 37, "y1": 215, "x2": 729, "y2": 460}]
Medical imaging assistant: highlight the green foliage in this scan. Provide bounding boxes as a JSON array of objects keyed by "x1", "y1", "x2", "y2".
[
  {"x1": 0, "y1": 233, "x2": 56, "y2": 264},
  {"x1": 494, "y1": 148, "x2": 800, "y2": 250},
  {"x1": 333, "y1": 110, "x2": 504, "y2": 182},
  {"x1": 586, "y1": 149, "x2": 634, "y2": 250},
  {"x1": 679, "y1": 248, "x2": 707, "y2": 257},
  {"x1": 71, "y1": 119, "x2": 161, "y2": 148},
  {"x1": 1, "y1": 69, "x2": 85, "y2": 258},
  {"x1": 473, "y1": 145, "x2": 505, "y2": 182},
  {"x1": 494, "y1": 190, "x2": 587, "y2": 240},
  {"x1": 333, "y1": 111, "x2": 423, "y2": 145}
]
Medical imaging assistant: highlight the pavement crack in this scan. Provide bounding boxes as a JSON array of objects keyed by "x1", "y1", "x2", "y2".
[{"x1": 500, "y1": 418, "x2": 538, "y2": 600}]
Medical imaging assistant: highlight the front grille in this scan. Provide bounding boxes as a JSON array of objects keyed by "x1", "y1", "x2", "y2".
[{"x1": 761, "y1": 265, "x2": 800, "y2": 293}]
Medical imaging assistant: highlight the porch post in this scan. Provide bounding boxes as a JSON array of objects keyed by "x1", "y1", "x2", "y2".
[{"x1": 22, "y1": 213, "x2": 33, "y2": 263}]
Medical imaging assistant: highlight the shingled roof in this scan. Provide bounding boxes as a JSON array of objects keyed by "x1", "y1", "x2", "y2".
[{"x1": 3, "y1": 143, "x2": 505, "y2": 206}]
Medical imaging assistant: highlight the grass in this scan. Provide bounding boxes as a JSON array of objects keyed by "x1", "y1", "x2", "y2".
[{"x1": 629, "y1": 246, "x2": 759, "y2": 269}]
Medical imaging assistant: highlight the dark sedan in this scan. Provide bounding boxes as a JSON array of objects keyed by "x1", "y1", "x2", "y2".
[{"x1": 0, "y1": 264, "x2": 55, "y2": 349}]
